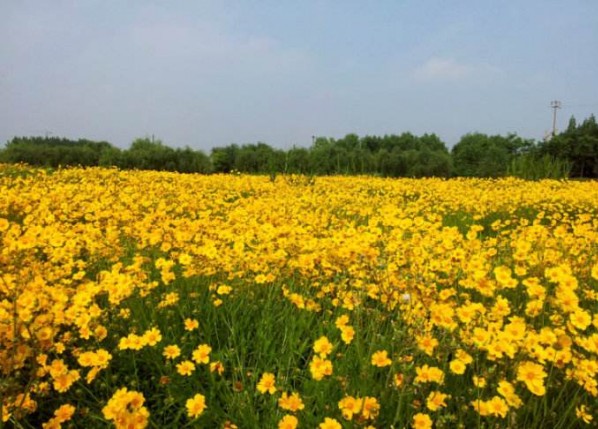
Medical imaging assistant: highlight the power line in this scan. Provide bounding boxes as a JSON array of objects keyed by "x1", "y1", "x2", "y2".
[{"x1": 562, "y1": 102, "x2": 598, "y2": 108}]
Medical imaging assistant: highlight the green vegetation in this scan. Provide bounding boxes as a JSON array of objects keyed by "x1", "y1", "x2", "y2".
[{"x1": 1, "y1": 114, "x2": 597, "y2": 178}]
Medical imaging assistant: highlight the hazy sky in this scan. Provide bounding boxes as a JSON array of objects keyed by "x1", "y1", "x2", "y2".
[{"x1": 1, "y1": 1, "x2": 597, "y2": 150}]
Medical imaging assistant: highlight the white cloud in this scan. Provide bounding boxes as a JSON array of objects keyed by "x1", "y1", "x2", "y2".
[
  {"x1": 412, "y1": 57, "x2": 500, "y2": 82},
  {"x1": 126, "y1": 16, "x2": 310, "y2": 76},
  {"x1": 412, "y1": 58, "x2": 473, "y2": 81}
]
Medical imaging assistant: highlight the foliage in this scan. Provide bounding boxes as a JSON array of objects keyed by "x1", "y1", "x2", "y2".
[
  {"x1": 2, "y1": 116, "x2": 598, "y2": 178},
  {"x1": 507, "y1": 154, "x2": 572, "y2": 180},
  {"x1": 0, "y1": 136, "x2": 212, "y2": 174},
  {"x1": 537, "y1": 115, "x2": 598, "y2": 178},
  {"x1": 451, "y1": 133, "x2": 534, "y2": 177},
  {"x1": 0, "y1": 136, "x2": 114, "y2": 167},
  {"x1": 211, "y1": 133, "x2": 453, "y2": 177}
]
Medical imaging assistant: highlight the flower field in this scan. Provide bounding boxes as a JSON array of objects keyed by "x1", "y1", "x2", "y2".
[{"x1": 1, "y1": 165, "x2": 598, "y2": 428}]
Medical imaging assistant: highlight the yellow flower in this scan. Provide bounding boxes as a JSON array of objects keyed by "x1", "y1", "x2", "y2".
[
  {"x1": 319, "y1": 417, "x2": 342, "y2": 429},
  {"x1": 210, "y1": 361, "x2": 225, "y2": 375},
  {"x1": 497, "y1": 380, "x2": 523, "y2": 408},
  {"x1": 371, "y1": 350, "x2": 392, "y2": 367},
  {"x1": 340, "y1": 326, "x2": 355, "y2": 344},
  {"x1": 394, "y1": 373, "x2": 404, "y2": 387},
  {"x1": 163, "y1": 345, "x2": 181, "y2": 360},
  {"x1": 178, "y1": 253, "x2": 192, "y2": 265},
  {"x1": 338, "y1": 395, "x2": 362, "y2": 420},
  {"x1": 473, "y1": 375, "x2": 486, "y2": 388},
  {"x1": 142, "y1": 327, "x2": 162, "y2": 346},
  {"x1": 217, "y1": 285, "x2": 233, "y2": 295},
  {"x1": 516, "y1": 361, "x2": 547, "y2": 396},
  {"x1": 256, "y1": 372, "x2": 276, "y2": 394},
  {"x1": 278, "y1": 392, "x2": 305, "y2": 412},
  {"x1": 417, "y1": 334, "x2": 439, "y2": 356},
  {"x1": 426, "y1": 391, "x2": 448, "y2": 411},
  {"x1": 361, "y1": 396, "x2": 380, "y2": 420},
  {"x1": 570, "y1": 310, "x2": 592, "y2": 331},
  {"x1": 455, "y1": 349, "x2": 473, "y2": 364},
  {"x1": 278, "y1": 415, "x2": 299, "y2": 429},
  {"x1": 415, "y1": 365, "x2": 444, "y2": 384},
  {"x1": 192, "y1": 344, "x2": 211, "y2": 364},
  {"x1": 576, "y1": 405, "x2": 593, "y2": 424},
  {"x1": 176, "y1": 360, "x2": 196, "y2": 376},
  {"x1": 53, "y1": 370, "x2": 80, "y2": 393},
  {"x1": 53, "y1": 404, "x2": 76, "y2": 423},
  {"x1": 487, "y1": 396, "x2": 509, "y2": 418},
  {"x1": 186, "y1": 393, "x2": 207, "y2": 419},
  {"x1": 313, "y1": 336, "x2": 333, "y2": 357},
  {"x1": 335, "y1": 315, "x2": 350, "y2": 328},
  {"x1": 449, "y1": 359, "x2": 466, "y2": 375},
  {"x1": 412, "y1": 412, "x2": 433, "y2": 429},
  {"x1": 102, "y1": 387, "x2": 149, "y2": 428},
  {"x1": 309, "y1": 356, "x2": 333, "y2": 380},
  {"x1": 184, "y1": 319, "x2": 199, "y2": 331},
  {"x1": 78, "y1": 352, "x2": 95, "y2": 367}
]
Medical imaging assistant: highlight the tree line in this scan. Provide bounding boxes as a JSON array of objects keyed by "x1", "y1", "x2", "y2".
[{"x1": 1, "y1": 115, "x2": 597, "y2": 178}]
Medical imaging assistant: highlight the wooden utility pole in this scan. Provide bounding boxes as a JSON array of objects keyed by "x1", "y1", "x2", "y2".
[{"x1": 550, "y1": 100, "x2": 561, "y2": 136}]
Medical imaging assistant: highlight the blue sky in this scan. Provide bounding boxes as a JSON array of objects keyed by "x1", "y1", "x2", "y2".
[{"x1": 1, "y1": 1, "x2": 597, "y2": 150}]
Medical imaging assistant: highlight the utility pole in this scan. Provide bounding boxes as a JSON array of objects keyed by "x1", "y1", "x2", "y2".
[
  {"x1": 550, "y1": 100, "x2": 561, "y2": 137},
  {"x1": 311, "y1": 135, "x2": 315, "y2": 146}
]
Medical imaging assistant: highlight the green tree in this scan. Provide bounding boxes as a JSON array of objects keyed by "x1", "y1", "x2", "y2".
[
  {"x1": 452, "y1": 133, "x2": 532, "y2": 177},
  {"x1": 538, "y1": 115, "x2": 598, "y2": 177}
]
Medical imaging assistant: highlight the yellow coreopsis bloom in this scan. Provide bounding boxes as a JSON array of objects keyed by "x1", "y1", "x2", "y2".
[
  {"x1": 310, "y1": 355, "x2": 333, "y2": 380},
  {"x1": 184, "y1": 318, "x2": 199, "y2": 331},
  {"x1": 576, "y1": 405, "x2": 593, "y2": 424},
  {"x1": 186, "y1": 393, "x2": 207, "y2": 419},
  {"x1": 426, "y1": 391, "x2": 449, "y2": 411},
  {"x1": 338, "y1": 395, "x2": 362, "y2": 420},
  {"x1": 487, "y1": 396, "x2": 509, "y2": 418},
  {"x1": 210, "y1": 361, "x2": 225, "y2": 375},
  {"x1": 449, "y1": 359, "x2": 466, "y2": 375},
  {"x1": 335, "y1": 315, "x2": 350, "y2": 328},
  {"x1": 53, "y1": 404, "x2": 76, "y2": 423},
  {"x1": 256, "y1": 372, "x2": 277, "y2": 394},
  {"x1": 361, "y1": 396, "x2": 380, "y2": 420},
  {"x1": 516, "y1": 361, "x2": 547, "y2": 396},
  {"x1": 192, "y1": 344, "x2": 211, "y2": 364},
  {"x1": 278, "y1": 392, "x2": 305, "y2": 412},
  {"x1": 319, "y1": 417, "x2": 342, "y2": 429},
  {"x1": 412, "y1": 413, "x2": 433, "y2": 429},
  {"x1": 570, "y1": 310, "x2": 592, "y2": 331},
  {"x1": 497, "y1": 380, "x2": 523, "y2": 408},
  {"x1": 340, "y1": 325, "x2": 355, "y2": 344},
  {"x1": 473, "y1": 375, "x2": 486, "y2": 388},
  {"x1": 414, "y1": 365, "x2": 444, "y2": 384},
  {"x1": 417, "y1": 334, "x2": 439, "y2": 356},
  {"x1": 371, "y1": 350, "x2": 392, "y2": 367},
  {"x1": 163, "y1": 345, "x2": 181, "y2": 360},
  {"x1": 278, "y1": 415, "x2": 299, "y2": 429},
  {"x1": 313, "y1": 336, "x2": 333, "y2": 357},
  {"x1": 142, "y1": 327, "x2": 162, "y2": 346},
  {"x1": 176, "y1": 360, "x2": 196, "y2": 376}
]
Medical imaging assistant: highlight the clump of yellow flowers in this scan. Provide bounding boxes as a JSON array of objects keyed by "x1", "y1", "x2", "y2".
[{"x1": 1, "y1": 164, "x2": 597, "y2": 427}]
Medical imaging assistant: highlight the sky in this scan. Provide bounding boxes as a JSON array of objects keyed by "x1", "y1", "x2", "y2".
[{"x1": 1, "y1": 1, "x2": 597, "y2": 151}]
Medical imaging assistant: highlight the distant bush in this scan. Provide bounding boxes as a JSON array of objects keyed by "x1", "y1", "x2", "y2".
[
  {"x1": 0, "y1": 136, "x2": 212, "y2": 174},
  {"x1": 508, "y1": 154, "x2": 572, "y2": 180}
]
